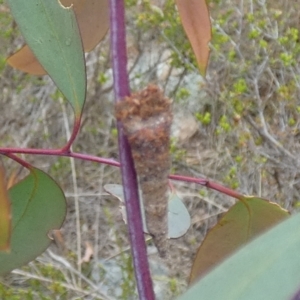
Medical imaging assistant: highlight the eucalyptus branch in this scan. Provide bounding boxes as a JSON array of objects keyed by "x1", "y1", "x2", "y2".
[
  {"x1": 109, "y1": 0, "x2": 155, "y2": 299},
  {"x1": 1, "y1": 147, "x2": 243, "y2": 200}
]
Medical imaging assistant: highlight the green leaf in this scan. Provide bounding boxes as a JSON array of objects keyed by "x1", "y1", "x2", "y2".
[
  {"x1": 6, "y1": 0, "x2": 86, "y2": 114},
  {"x1": 190, "y1": 196, "x2": 289, "y2": 283},
  {"x1": 177, "y1": 212, "x2": 300, "y2": 300},
  {"x1": 168, "y1": 191, "x2": 191, "y2": 238},
  {"x1": 0, "y1": 167, "x2": 66, "y2": 276}
]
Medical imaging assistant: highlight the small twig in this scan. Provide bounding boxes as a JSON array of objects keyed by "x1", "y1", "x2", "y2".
[
  {"x1": 60, "y1": 98, "x2": 82, "y2": 286},
  {"x1": 170, "y1": 174, "x2": 243, "y2": 199},
  {"x1": 12, "y1": 254, "x2": 113, "y2": 300},
  {"x1": 245, "y1": 114, "x2": 297, "y2": 162},
  {"x1": 11, "y1": 270, "x2": 100, "y2": 297},
  {"x1": 2, "y1": 147, "x2": 244, "y2": 201},
  {"x1": 161, "y1": 30, "x2": 198, "y2": 72}
]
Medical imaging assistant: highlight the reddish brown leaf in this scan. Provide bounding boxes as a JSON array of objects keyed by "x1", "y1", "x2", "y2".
[
  {"x1": 0, "y1": 167, "x2": 11, "y2": 252},
  {"x1": 7, "y1": 45, "x2": 46, "y2": 75},
  {"x1": 7, "y1": 0, "x2": 109, "y2": 75},
  {"x1": 189, "y1": 196, "x2": 289, "y2": 284},
  {"x1": 61, "y1": 0, "x2": 109, "y2": 52},
  {"x1": 52, "y1": 229, "x2": 67, "y2": 254},
  {"x1": 176, "y1": 0, "x2": 211, "y2": 75}
]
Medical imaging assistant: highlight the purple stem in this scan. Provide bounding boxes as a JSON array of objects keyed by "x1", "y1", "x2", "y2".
[
  {"x1": 109, "y1": 0, "x2": 155, "y2": 299},
  {"x1": 291, "y1": 288, "x2": 300, "y2": 300}
]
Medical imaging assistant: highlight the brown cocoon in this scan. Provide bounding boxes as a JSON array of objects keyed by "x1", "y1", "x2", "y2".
[{"x1": 115, "y1": 85, "x2": 172, "y2": 257}]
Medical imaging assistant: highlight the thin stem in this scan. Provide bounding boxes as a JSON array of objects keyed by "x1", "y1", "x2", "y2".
[
  {"x1": 61, "y1": 116, "x2": 82, "y2": 152},
  {"x1": 109, "y1": 0, "x2": 155, "y2": 300},
  {"x1": 60, "y1": 98, "x2": 82, "y2": 286},
  {"x1": 0, "y1": 148, "x2": 120, "y2": 166},
  {"x1": 170, "y1": 174, "x2": 243, "y2": 199},
  {"x1": 3, "y1": 153, "x2": 32, "y2": 170},
  {"x1": 1, "y1": 148, "x2": 244, "y2": 200},
  {"x1": 0, "y1": 147, "x2": 63, "y2": 155}
]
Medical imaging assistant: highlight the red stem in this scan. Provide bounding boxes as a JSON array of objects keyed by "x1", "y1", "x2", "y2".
[
  {"x1": 61, "y1": 116, "x2": 82, "y2": 152},
  {"x1": 170, "y1": 174, "x2": 243, "y2": 199},
  {"x1": 4, "y1": 153, "x2": 32, "y2": 170},
  {"x1": 0, "y1": 147, "x2": 243, "y2": 200}
]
